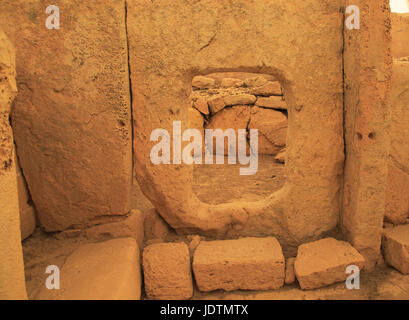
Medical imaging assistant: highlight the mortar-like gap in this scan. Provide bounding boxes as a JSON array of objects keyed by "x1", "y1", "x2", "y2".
[{"x1": 189, "y1": 72, "x2": 288, "y2": 205}]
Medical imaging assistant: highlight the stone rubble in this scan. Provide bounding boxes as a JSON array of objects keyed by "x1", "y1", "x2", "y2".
[{"x1": 191, "y1": 74, "x2": 288, "y2": 157}]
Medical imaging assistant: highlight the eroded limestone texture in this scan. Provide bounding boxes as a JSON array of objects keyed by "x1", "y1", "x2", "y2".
[
  {"x1": 385, "y1": 59, "x2": 409, "y2": 224},
  {"x1": 342, "y1": 0, "x2": 393, "y2": 269},
  {"x1": 0, "y1": 1, "x2": 133, "y2": 231},
  {"x1": 0, "y1": 28, "x2": 27, "y2": 300},
  {"x1": 128, "y1": 0, "x2": 344, "y2": 250}
]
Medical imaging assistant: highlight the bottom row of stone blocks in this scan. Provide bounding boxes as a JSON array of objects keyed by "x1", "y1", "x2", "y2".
[{"x1": 142, "y1": 236, "x2": 367, "y2": 300}]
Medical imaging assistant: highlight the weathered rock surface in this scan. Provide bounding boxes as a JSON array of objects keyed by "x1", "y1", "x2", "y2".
[
  {"x1": 16, "y1": 159, "x2": 36, "y2": 240},
  {"x1": 386, "y1": 60, "x2": 409, "y2": 225},
  {"x1": 294, "y1": 238, "x2": 365, "y2": 290},
  {"x1": 0, "y1": 27, "x2": 27, "y2": 300},
  {"x1": 249, "y1": 107, "x2": 287, "y2": 155},
  {"x1": 285, "y1": 257, "x2": 296, "y2": 285},
  {"x1": 244, "y1": 76, "x2": 268, "y2": 88},
  {"x1": 250, "y1": 81, "x2": 282, "y2": 96},
  {"x1": 37, "y1": 238, "x2": 142, "y2": 300},
  {"x1": 207, "y1": 96, "x2": 226, "y2": 114},
  {"x1": 143, "y1": 242, "x2": 193, "y2": 300},
  {"x1": 275, "y1": 149, "x2": 286, "y2": 164},
  {"x1": 193, "y1": 97, "x2": 210, "y2": 115},
  {"x1": 0, "y1": 1, "x2": 133, "y2": 232},
  {"x1": 382, "y1": 224, "x2": 409, "y2": 274},
  {"x1": 224, "y1": 94, "x2": 257, "y2": 106},
  {"x1": 193, "y1": 237, "x2": 285, "y2": 292},
  {"x1": 342, "y1": 0, "x2": 392, "y2": 268},
  {"x1": 385, "y1": 164, "x2": 409, "y2": 224},
  {"x1": 256, "y1": 96, "x2": 287, "y2": 110},
  {"x1": 144, "y1": 209, "x2": 172, "y2": 242},
  {"x1": 391, "y1": 13, "x2": 409, "y2": 59},
  {"x1": 128, "y1": 0, "x2": 344, "y2": 244},
  {"x1": 221, "y1": 78, "x2": 244, "y2": 88},
  {"x1": 192, "y1": 76, "x2": 215, "y2": 89},
  {"x1": 84, "y1": 209, "x2": 144, "y2": 249},
  {"x1": 205, "y1": 106, "x2": 250, "y2": 156}
]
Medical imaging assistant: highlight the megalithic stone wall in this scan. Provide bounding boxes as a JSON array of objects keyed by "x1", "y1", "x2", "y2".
[
  {"x1": 0, "y1": 28, "x2": 27, "y2": 300},
  {"x1": 342, "y1": 0, "x2": 393, "y2": 269},
  {"x1": 0, "y1": 1, "x2": 133, "y2": 231}
]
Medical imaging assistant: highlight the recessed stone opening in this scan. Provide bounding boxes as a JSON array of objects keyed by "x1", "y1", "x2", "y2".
[{"x1": 189, "y1": 72, "x2": 288, "y2": 205}]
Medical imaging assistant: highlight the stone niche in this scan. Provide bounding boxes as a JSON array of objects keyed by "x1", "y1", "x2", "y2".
[
  {"x1": 189, "y1": 72, "x2": 289, "y2": 205},
  {"x1": 128, "y1": 0, "x2": 344, "y2": 250}
]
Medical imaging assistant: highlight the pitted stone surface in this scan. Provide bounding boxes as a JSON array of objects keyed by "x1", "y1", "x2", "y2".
[
  {"x1": 193, "y1": 237, "x2": 285, "y2": 292},
  {"x1": 294, "y1": 238, "x2": 365, "y2": 290}
]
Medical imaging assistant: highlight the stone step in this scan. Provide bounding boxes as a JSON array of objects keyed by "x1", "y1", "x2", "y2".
[
  {"x1": 382, "y1": 224, "x2": 409, "y2": 274},
  {"x1": 193, "y1": 237, "x2": 285, "y2": 292},
  {"x1": 143, "y1": 242, "x2": 193, "y2": 300},
  {"x1": 294, "y1": 238, "x2": 365, "y2": 290},
  {"x1": 37, "y1": 238, "x2": 141, "y2": 300}
]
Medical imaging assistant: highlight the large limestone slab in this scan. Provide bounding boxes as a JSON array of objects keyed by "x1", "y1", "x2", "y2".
[
  {"x1": 249, "y1": 107, "x2": 287, "y2": 155},
  {"x1": 84, "y1": 209, "x2": 144, "y2": 249},
  {"x1": 382, "y1": 225, "x2": 409, "y2": 274},
  {"x1": 143, "y1": 242, "x2": 193, "y2": 300},
  {"x1": 0, "y1": 1, "x2": 132, "y2": 231},
  {"x1": 0, "y1": 28, "x2": 27, "y2": 300},
  {"x1": 128, "y1": 0, "x2": 344, "y2": 245},
  {"x1": 294, "y1": 238, "x2": 365, "y2": 290},
  {"x1": 342, "y1": 0, "x2": 392, "y2": 268},
  {"x1": 386, "y1": 60, "x2": 409, "y2": 224},
  {"x1": 37, "y1": 238, "x2": 141, "y2": 300},
  {"x1": 193, "y1": 237, "x2": 285, "y2": 292}
]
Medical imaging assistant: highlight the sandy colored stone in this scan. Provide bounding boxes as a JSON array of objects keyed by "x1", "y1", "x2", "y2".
[
  {"x1": 342, "y1": 0, "x2": 392, "y2": 269},
  {"x1": 193, "y1": 97, "x2": 210, "y2": 115},
  {"x1": 128, "y1": 0, "x2": 344, "y2": 244},
  {"x1": 192, "y1": 76, "x2": 215, "y2": 89},
  {"x1": 256, "y1": 96, "x2": 287, "y2": 110},
  {"x1": 391, "y1": 13, "x2": 409, "y2": 59},
  {"x1": 386, "y1": 60, "x2": 409, "y2": 225},
  {"x1": 205, "y1": 106, "x2": 250, "y2": 156},
  {"x1": 193, "y1": 237, "x2": 285, "y2": 292},
  {"x1": 221, "y1": 78, "x2": 244, "y2": 88},
  {"x1": 37, "y1": 238, "x2": 141, "y2": 300},
  {"x1": 285, "y1": 257, "x2": 296, "y2": 285},
  {"x1": 275, "y1": 149, "x2": 286, "y2": 164},
  {"x1": 84, "y1": 209, "x2": 144, "y2": 249},
  {"x1": 294, "y1": 238, "x2": 365, "y2": 290},
  {"x1": 385, "y1": 164, "x2": 409, "y2": 224},
  {"x1": 223, "y1": 94, "x2": 257, "y2": 106},
  {"x1": 207, "y1": 96, "x2": 226, "y2": 114},
  {"x1": 143, "y1": 242, "x2": 193, "y2": 300},
  {"x1": 382, "y1": 224, "x2": 409, "y2": 274},
  {"x1": 15, "y1": 158, "x2": 36, "y2": 240},
  {"x1": 244, "y1": 76, "x2": 268, "y2": 88},
  {"x1": 250, "y1": 81, "x2": 282, "y2": 96},
  {"x1": 0, "y1": 28, "x2": 27, "y2": 300},
  {"x1": 0, "y1": 1, "x2": 133, "y2": 232},
  {"x1": 144, "y1": 208, "x2": 172, "y2": 241},
  {"x1": 249, "y1": 107, "x2": 287, "y2": 155}
]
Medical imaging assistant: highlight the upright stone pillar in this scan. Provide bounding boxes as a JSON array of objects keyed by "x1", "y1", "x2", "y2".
[{"x1": 342, "y1": 0, "x2": 393, "y2": 269}]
